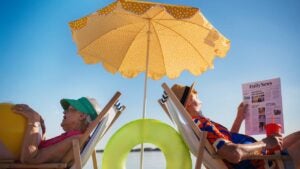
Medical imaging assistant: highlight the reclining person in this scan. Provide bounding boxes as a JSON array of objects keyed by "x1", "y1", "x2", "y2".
[
  {"x1": 171, "y1": 83, "x2": 300, "y2": 169},
  {"x1": 0, "y1": 97, "x2": 100, "y2": 163}
]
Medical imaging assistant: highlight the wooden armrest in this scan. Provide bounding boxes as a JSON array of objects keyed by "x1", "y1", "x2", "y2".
[
  {"x1": 246, "y1": 154, "x2": 291, "y2": 160},
  {"x1": 0, "y1": 160, "x2": 14, "y2": 163},
  {"x1": 72, "y1": 139, "x2": 82, "y2": 169},
  {"x1": 195, "y1": 131, "x2": 207, "y2": 169},
  {"x1": 211, "y1": 152, "x2": 291, "y2": 160},
  {"x1": 0, "y1": 163, "x2": 67, "y2": 168}
]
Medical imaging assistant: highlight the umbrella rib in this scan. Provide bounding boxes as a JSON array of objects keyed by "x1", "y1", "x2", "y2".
[
  {"x1": 154, "y1": 18, "x2": 212, "y2": 32},
  {"x1": 114, "y1": 9, "x2": 207, "y2": 33},
  {"x1": 153, "y1": 21, "x2": 210, "y2": 67},
  {"x1": 117, "y1": 24, "x2": 148, "y2": 72},
  {"x1": 80, "y1": 8, "x2": 174, "y2": 53},
  {"x1": 79, "y1": 20, "x2": 146, "y2": 54},
  {"x1": 150, "y1": 22, "x2": 167, "y2": 76}
]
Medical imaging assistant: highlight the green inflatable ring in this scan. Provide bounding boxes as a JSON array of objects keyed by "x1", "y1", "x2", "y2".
[{"x1": 102, "y1": 119, "x2": 192, "y2": 169}]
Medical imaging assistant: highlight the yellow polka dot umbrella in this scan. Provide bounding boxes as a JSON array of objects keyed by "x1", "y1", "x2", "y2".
[
  {"x1": 69, "y1": 0, "x2": 230, "y2": 117},
  {"x1": 69, "y1": 0, "x2": 230, "y2": 167}
]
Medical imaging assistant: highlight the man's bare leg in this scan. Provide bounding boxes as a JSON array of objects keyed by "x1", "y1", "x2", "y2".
[{"x1": 283, "y1": 131, "x2": 300, "y2": 149}]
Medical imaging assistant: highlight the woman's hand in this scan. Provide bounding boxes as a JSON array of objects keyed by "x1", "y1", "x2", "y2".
[{"x1": 12, "y1": 104, "x2": 41, "y2": 122}]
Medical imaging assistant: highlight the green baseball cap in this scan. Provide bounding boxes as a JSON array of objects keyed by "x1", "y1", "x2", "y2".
[{"x1": 60, "y1": 97, "x2": 98, "y2": 120}]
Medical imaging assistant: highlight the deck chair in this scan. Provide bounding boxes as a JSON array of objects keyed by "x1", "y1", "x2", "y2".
[
  {"x1": 0, "y1": 91, "x2": 125, "y2": 169},
  {"x1": 159, "y1": 83, "x2": 292, "y2": 169}
]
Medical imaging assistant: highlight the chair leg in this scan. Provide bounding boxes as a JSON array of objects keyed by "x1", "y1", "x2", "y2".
[
  {"x1": 275, "y1": 159, "x2": 285, "y2": 169},
  {"x1": 72, "y1": 139, "x2": 82, "y2": 169},
  {"x1": 264, "y1": 160, "x2": 280, "y2": 169},
  {"x1": 92, "y1": 150, "x2": 98, "y2": 169},
  {"x1": 195, "y1": 132, "x2": 207, "y2": 169}
]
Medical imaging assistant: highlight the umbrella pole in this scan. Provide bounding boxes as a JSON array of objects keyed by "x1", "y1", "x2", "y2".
[
  {"x1": 139, "y1": 21, "x2": 151, "y2": 169},
  {"x1": 141, "y1": 49, "x2": 149, "y2": 119},
  {"x1": 139, "y1": 67, "x2": 148, "y2": 169}
]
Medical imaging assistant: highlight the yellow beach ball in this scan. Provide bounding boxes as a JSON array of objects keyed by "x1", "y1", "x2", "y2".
[{"x1": 0, "y1": 103, "x2": 27, "y2": 159}]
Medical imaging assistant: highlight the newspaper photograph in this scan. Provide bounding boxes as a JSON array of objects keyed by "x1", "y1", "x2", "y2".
[{"x1": 242, "y1": 78, "x2": 284, "y2": 135}]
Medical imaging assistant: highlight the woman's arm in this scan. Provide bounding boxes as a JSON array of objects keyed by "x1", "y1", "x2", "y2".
[
  {"x1": 24, "y1": 134, "x2": 82, "y2": 163},
  {"x1": 230, "y1": 103, "x2": 247, "y2": 133},
  {"x1": 13, "y1": 104, "x2": 42, "y2": 163}
]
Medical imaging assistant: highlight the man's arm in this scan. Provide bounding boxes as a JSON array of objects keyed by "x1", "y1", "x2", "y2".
[
  {"x1": 217, "y1": 136, "x2": 283, "y2": 163},
  {"x1": 230, "y1": 103, "x2": 247, "y2": 133}
]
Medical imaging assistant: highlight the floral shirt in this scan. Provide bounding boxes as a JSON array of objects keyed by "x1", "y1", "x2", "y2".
[{"x1": 192, "y1": 115, "x2": 268, "y2": 169}]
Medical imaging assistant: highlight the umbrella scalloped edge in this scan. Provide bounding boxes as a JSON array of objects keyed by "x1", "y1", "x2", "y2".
[{"x1": 99, "y1": 60, "x2": 216, "y2": 80}]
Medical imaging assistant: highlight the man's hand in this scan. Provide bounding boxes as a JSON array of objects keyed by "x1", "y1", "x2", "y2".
[
  {"x1": 236, "y1": 102, "x2": 247, "y2": 121},
  {"x1": 262, "y1": 135, "x2": 283, "y2": 150},
  {"x1": 231, "y1": 102, "x2": 248, "y2": 133}
]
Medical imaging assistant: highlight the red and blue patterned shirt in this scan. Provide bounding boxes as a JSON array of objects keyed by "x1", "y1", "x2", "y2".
[{"x1": 192, "y1": 115, "x2": 271, "y2": 169}]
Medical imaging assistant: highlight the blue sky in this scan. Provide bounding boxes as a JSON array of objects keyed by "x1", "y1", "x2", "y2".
[{"x1": 0, "y1": 0, "x2": 300, "y2": 149}]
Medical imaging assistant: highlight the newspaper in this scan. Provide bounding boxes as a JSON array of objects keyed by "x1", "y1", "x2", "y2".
[{"x1": 242, "y1": 78, "x2": 284, "y2": 135}]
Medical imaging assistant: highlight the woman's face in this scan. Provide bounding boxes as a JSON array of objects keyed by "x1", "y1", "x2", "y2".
[
  {"x1": 60, "y1": 106, "x2": 86, "y2": 131},
  {"x1": 185, "y1": 90, "x2": 202, "y2": 115}
]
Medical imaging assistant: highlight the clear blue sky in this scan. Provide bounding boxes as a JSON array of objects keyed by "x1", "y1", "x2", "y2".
[{"x1": 0, "y1": 0, "x2": 300, "y2": 149}]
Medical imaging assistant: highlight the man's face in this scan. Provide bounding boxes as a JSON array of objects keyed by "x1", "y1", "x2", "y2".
[
  {"x1": 185, "y1": 90, "x2": 202, "y2": 115},
  {"x1": 61, "y1": 106, "x2": 86, "y2": 131}
]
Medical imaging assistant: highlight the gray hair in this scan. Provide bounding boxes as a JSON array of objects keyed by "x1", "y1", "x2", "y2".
[{"x1": 84, "y1": 97, "x2": 101, "y2": 124}]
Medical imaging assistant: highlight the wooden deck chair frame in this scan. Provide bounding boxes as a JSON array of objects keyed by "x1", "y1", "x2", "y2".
[
  {"x1": 0, "y1": 91, "x2": 125, "y2": 169},
  {"x1": 160, "y1": 83, "x2": 291, "y2": 169}
]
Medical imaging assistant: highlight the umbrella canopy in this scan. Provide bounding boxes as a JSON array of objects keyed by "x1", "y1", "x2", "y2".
[{"x1": 69, "y1": 0, "x2": 230, "y2": 80}]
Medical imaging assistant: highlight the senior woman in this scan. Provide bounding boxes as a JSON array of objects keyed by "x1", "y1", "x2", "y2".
[{"x1": 3, "y1": 97, "x2": 100, "y2": 163}]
